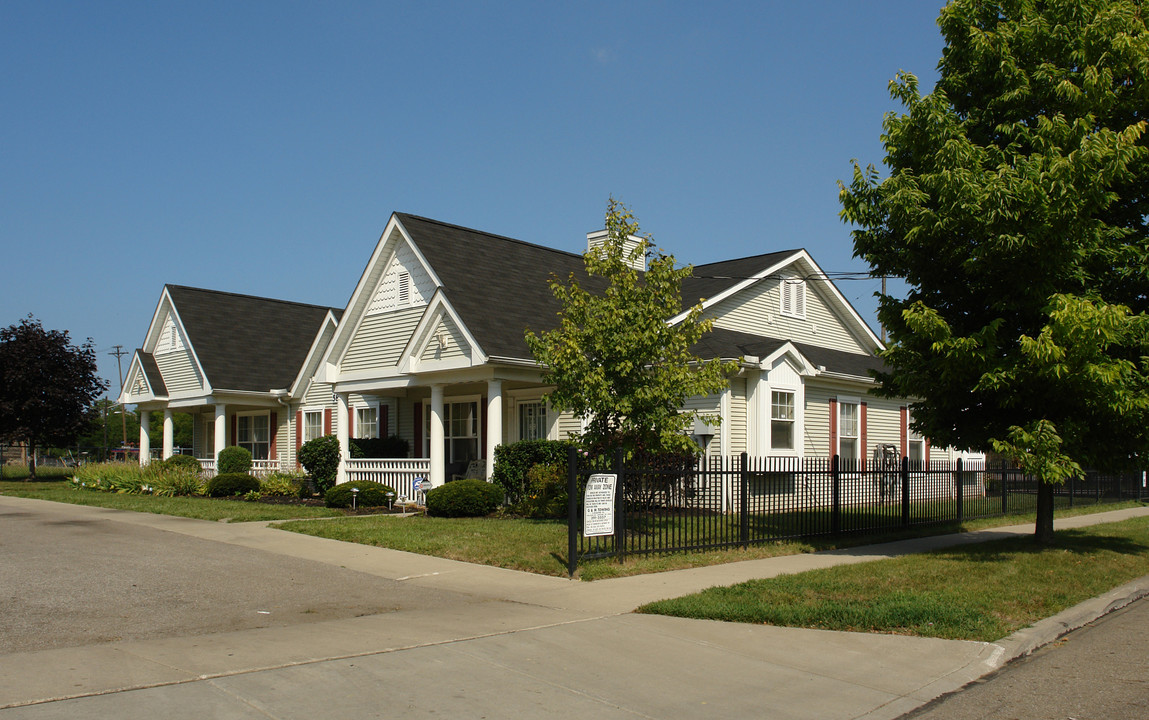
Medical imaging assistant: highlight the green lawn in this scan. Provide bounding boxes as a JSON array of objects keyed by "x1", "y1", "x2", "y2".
[
  {"x1": 637, "y1": 516, "x2": 1149, "y2": 641},
  {"x1": 0, "y1": 479, "x2": 342, "y2": 522}
]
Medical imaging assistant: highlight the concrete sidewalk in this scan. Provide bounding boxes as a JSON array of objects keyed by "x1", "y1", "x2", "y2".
[{"x1": 1, "y1": 497, "x2": 1146, "y2": 720}]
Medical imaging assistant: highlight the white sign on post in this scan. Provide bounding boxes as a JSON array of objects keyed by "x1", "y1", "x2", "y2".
[{"x1": 583, "y1": 473, "x2": 617, "y2": 537}]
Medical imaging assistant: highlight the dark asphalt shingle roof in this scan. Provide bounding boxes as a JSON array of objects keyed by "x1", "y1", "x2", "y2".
[
  {"x1": 693, "y1": 327, "x2": 886, "y2": 378},
  {"x1": 682, "y1": 251, "x2": 799, "y2": 304},
  {"x1": 135, "y1": 350, "x2": 167, "y2": 397},
  {"x1": 164, "y1": 285, "x2": 342, "y2": 392}
]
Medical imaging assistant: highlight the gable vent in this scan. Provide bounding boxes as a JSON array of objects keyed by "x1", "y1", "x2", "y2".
[{"x1": 398, "y1": 271, "x2": 411, "y2": 305}]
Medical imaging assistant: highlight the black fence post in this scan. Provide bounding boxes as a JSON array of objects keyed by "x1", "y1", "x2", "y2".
[
  {"x1": 954, "y1": 457, "x2": 964, "y2": 525},
  {"x1": 614, "y1": 448, "x2": 626, "y2": 564},
  {"x1": 567, "y1": 446, "x2": 578, "y2": 579},
  {"x1": 901, "y1": 455, "x2": 910, "y2": 527},
  {"x1": 739, "y1": 451, "x2": 750, "y2": 548},
  {"x1": 831, "y1": 455, "x2": 841, "y2": 536}
]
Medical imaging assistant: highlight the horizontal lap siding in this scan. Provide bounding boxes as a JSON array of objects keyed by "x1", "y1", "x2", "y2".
[
  {"x1": 153, "y1": 348, "x2": 202, "y2": 393},
  {"x1": 343, "y1": 307, "x2": 424, "y2": 373},
  {"x1": 707, "y1": 278, "x2": 869, "y2": 354},
  {"x1": 420, "y1": 317, "x2": 469, "y2": 361},
  {"x1": 729, "y1": 379, "x2": 747, "y2": 454},
  {"x1": 555, "y1": 410, "x2": 582, "y2": 441},
  {"x1": 865, "y1": 400, "x2": 902, "y2": 458},
  {"x1": 803, "y1": 386, "x2": 833, "y2": 457}
]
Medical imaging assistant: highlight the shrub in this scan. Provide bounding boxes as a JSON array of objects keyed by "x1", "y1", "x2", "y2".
[
  {"x1": 349, "y1": 435, "x2": 410, "y2": 459},
  {"x1": 218, "y1": 446, "x2": 252, "y2": 475},
  {"x1": 510, "y1": 462, "x2": 568, "y2": 519},
  {"x1": 162, "y1": 454, "x2": 201, "y2": 474},
  {"x1": 492, "y1": 439, "x2": 579, "y2": 504},
  {"x1": 324, "y1": 480, "x2": 397, "y2": 508},
  {"x1": 151, "y1": 467, "x2": 203, "y2": 496},
  {"x1": 298, "y1": 435, "x2": 341, "y2": 493},
  {"x1": 204, "y1": 473, "x2": 261, "y2": 497},
  {"x1": 260, "y1": 470, "x2": 306, "y2": 497},
  {"x1": 426, "y1": 478, "x2": 504, "y2": 517}
]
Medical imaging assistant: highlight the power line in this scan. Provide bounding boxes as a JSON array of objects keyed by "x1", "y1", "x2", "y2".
[{"x1": 109, "y1": 345, "x2": 128, "y2": 448}]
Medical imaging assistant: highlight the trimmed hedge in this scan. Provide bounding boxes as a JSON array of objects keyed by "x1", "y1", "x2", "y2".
[
  {"x1": 298, "y1": 435, "x2": 340, "y2": 493},
  {"x1": 161, "y1": 454, "x2": 201, "y2": 474},
  {"x1": 425, "y1": 479, "x2": 504, "y2": 517},
  {"x1": 204, "y1": 473, "x2": 260, "y2": 497},
  {"x1": 491, "y1": 439, "x2": 579, "y2": 504},
  {"x1": 218, "y1": 446, "x2": 252, "y2": 475},
  {"x1": 349, "y1": 436, "x2": 410, "y2": 459},
  {"x1": 324, "y1": 480, "x2": 398, "y2": 508}
]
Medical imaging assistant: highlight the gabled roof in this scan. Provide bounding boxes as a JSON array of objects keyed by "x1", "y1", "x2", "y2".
[
  {"x1": 695, "y1": 326, "x2": 886, "y2": 379},
  {"x1": 136, "y1": 350, "x2": 167, "y2": 397},
  {"x1": 163, "y1": 285, "x2": 343, "y2": 393},
  {"x1": 682, "y1": 251, "x2": 798, "y2": 304}
]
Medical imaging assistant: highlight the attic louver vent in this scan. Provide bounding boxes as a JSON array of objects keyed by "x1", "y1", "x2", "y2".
[
  {"x1": 398, "y1": 272, "x2": 410, "y2": 305},
  {"x1": 781, "y1": 278, "x2": 806, "y2": 319}
]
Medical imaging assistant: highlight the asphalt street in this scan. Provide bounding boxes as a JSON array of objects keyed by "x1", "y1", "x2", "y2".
[{"x1": 900, "y1": 596, "x2": 1149, "y2": 720}]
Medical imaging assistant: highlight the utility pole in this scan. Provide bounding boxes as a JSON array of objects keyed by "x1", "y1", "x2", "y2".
[{"x1": 109, "y1": 345, "x2": 128, "y2": 448}]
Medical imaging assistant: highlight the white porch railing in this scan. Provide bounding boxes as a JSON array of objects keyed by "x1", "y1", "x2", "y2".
[
  {"x1": 196, "y1": 458, "x2": 280, "y2": 479},
  {"x1": 344, "y1": 458, "x2": 431, "y2": 503}
]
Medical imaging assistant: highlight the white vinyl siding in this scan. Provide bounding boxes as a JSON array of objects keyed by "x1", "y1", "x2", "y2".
[
  {"x1": 803, "y1": 385, "x2": 833, "y2": 457},
  {"x1": 366, "y1": 241, "x2": 435, "y2": 315},
  {"x1": 153, "y1": 348, "x2": 203, "y2": 393},
  {"x1": 729, "y1": 378, "x2": 747, "y2": 454},
  {"x1": 555, "y1": 409, "x2": 583, "y2": 441},
  {"x1": 343, "y1": 306, "x2": 424, "y2": 373},
  {"x1": 706, "y1": 276, "x2": 870, "y2": 354},
  {"x1": 420, "y1": 316, "x2": 469, "y2": 362},
  {"x1": 866, "y1": 402, "x2": 902, "y2": 459}
]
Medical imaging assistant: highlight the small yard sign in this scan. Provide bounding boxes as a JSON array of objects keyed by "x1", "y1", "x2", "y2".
[{"x1": 583, "y1": 473, "x2": 617, "y2": 537}]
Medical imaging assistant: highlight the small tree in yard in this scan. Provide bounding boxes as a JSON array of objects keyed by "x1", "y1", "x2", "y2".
[
  {"x1": 525, "y1": 198, "x2": 735, "y2": 457},
  {"x1": 298, "y1": 434, "x2": 341, "y2": 493},
  {"x1": 0, "y1": 316, "x2": 108, "y2": 478},
  {"x1": 839, "y1": 0, "x2": 1149, "y2": 543}
]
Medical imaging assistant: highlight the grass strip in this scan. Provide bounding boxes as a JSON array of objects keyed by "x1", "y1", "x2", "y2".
[
  {"x1": 637, "y1": 516, "x2": 1149, "y2": 641},
  {"x1": 0, "y1": 480, "x2": 341, "y2": 522}
]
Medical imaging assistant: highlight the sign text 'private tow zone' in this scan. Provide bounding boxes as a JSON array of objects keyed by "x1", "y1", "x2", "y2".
[{"x1": 582, "y1": 473, "x2": 617, "y2": 537}]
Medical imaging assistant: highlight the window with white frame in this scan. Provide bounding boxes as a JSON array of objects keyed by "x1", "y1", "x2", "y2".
[
  {"x1": 237, "y1": 414, "x2": 270, "y2": 461},
  {"x1": 519, "y1": 401, "x2": 547, "y2": 442},
  {"x1": 424, "y1": 399, "x2": 480, "y2": 463},
  {"x1": 202, "y1": 416, "x2": 215, "y2": 458},
  {"x1": 303, "y1": 410, "x2": 324, "y2": 443},
  {"x1": 780, "y1": 277, "x2": 806, "y2": 319},
  {"x1": 838, "y1": 401, "x2": 859, "y2": 462},
  {"x1": 907, "y1": 409, "x2": 925, "y2": 467},
  {"x1": 356, "y1": 406, "x2": 378, "y2": 438},
  {"x1": 770, "y1": 391, "x2": 796, "y2": 450}
]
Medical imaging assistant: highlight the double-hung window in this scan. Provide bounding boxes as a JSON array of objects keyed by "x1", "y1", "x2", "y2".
[
  {"x1": 356, "y1": 406, "x2": 378, "y2": 438},
  {"x1": 770, "y1": 391, "x2": 795, "y2": 451},
  {"x1": 424, "y1": 399, "x2": 480, "y2": 463},
  {"x1": 519, "y1": 401, "x2": 547, "y2": 442},
  {"x1": 907, "y1": 409, "x2": 925, "y2": 468},
  {"x1": 237, "y1": 414, "x2": 270, "y2": 461},
  {"x1": 838, "y1": 401, "x2": 859, "y2": 462},
  {"x1": 303, "y1": 410, "x2": 324, "y2": 443}
]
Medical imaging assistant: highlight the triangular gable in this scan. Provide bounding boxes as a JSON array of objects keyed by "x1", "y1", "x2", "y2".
[
  {"x1": 137, "y1": 287, "x2": 211, "y2": 395},
  {"x1": 672, "y1": 250, "x2": 883, "y2": 352},
  {"x1": 287, "y1": 310, "x2": 340, "y2": 399},
  {"x1": 398, "y1": 290, "x2": 487, "y2": 373},
  {"x1": 760, "y1": 342, "x2": 819, "y2": 378},
  {"x1": 322, "y1": 214, "x2": 445, "y2": 378}
]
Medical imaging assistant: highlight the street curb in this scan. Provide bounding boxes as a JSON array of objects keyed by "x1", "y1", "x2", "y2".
[{"x1": 985, "y1": 573, "x2": 1149, "y2": 669}]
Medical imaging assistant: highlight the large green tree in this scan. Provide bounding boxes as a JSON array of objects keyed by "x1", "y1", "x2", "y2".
[
  {"x1": 0, "y1": 316, "x2": 108, "y2": 477},
  {"x1": 840, "y1": 0, "x2": 1149, "y2": 543},
  {"x1": 525, "y1": 198, "x2": 735, "y2": 457}
]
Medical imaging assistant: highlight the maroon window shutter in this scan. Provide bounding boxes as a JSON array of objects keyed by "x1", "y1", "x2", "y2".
[
  {"x1": 230, "y1": 415, "x2": 237, "y2": 447},
  {"x1": 414, "y1": 403, "x2": 423, "y2": 458},
  {"x1": 381, "y1": 406, "x2": 390, "y2": 438},
  {"x1": 925, "y1": 440, "x2": 931, "y2": 466},
  {"x1": 860, "y1": 402, "x2": 868, "y2": 471},
  {"x1": 899, "y1": 407, "x2": 908, "y2": 458},
  {"x1": 324, "y1": 408, "x2": 332, "y2": 436},
  {"x1": 295, "y1": 411, "x2": 303, "y2": 466},
  {"x1": 269, "y1": 412, "x2": 278, "y2": 459},
  {"x1": 828, "y1": 398, "x2": 838, "y2": 458},
  {"x1": 348, "y1": 406, "x2": 356, "y2": 438}
]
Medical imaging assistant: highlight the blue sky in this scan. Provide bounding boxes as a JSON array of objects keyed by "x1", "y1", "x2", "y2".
[{"x1": 2, "y1": 1, "x2": 946, "y2": 393}]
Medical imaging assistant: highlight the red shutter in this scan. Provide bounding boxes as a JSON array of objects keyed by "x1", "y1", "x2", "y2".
[
  {"x1": 269, "y1": 412, "x2": 277, "y2": 459},
  {"x1": 925, "y1": 440, "x2": 931, "y2": 466},
  {"x1": 899, "y1": 407, "x2": 908, "y2": 458},
  {"x1": 295, "y1": 411, "x2": 303, "y2": 467},
  {"x1": 230, "y1": 415, "x2": 237, "y2": 447},
  {"x1": 414, "y1": 403, "x2": 423, "y2": 458},
  {"x1": 828, "y1": 398, "x2": 838, "y2": 458},
  {"x1": 381, "y1": 406, "x2": 390, "y2": 438},
  {"x1": 324, "y1": 408, "x2": 332, "y2": 436},
  {"x1": 860, "y1": 402, "x2": 868, "y2": 471}
]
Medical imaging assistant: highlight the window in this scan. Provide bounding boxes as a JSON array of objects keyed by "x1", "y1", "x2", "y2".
[
  {"x1": 838, "y1": 401, "x2": 859, "y2": 461},
  {"x1": 519, "y1": 401, "x2": 547, "y2": 442},
  {"x1": 770, "y1": 391, "x2": 795, "y2": 450},
  {"x1": 908, "y1": 409, "x2": 925, "y2": 467},
  {"x1": 202, "y1": 416, "x2": 215, "y2": 457},
  {"x1": 780, "y1": 278, "x2": 806, "y2": 319},
  {"x1": 356, "y1": 406, "x2": 378, "y2": 438},
  {"x1": 237, "y1": 414, "x2": 270, "y2": 461},
  {"x1": 303, "y1": 410, "x2": 324, "y2": 443},
  {"x1": 424, "y1": 400, "x2": 480, "y2": 463}
]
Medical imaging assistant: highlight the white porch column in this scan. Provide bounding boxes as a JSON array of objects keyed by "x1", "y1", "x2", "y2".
[
  {"x1": 429, "y1": 384, "x2": 445, "y2": 487},
  {"x1": 744, "y1": 368, "x2": 762, "y2": 456},
  {"x1": 336, "y1": 391, "x2": 349, "y2": 485},
  {"x1": 138, "y1": 410, "x2": 151, "y2": 466},
  {"x1": 485, "y1": 379, "x2": 502, "y2": 481},
  {"x1": 162, "y1": 409, "x2": 174, "y2": 460},
  {"x1": 214, "y1": 404, "x2": 227, "y2": 466}
]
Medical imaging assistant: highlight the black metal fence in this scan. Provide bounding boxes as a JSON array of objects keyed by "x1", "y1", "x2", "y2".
[{"x1": 565, "y1": 449, "x2": 1147, "y2": 576}]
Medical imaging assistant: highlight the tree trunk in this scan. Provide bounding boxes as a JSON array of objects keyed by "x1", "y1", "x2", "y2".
[
  {"x1": 27, "y1": 440, "x2": 37, "y2": 481},
  {"x1": 1035, "y1": 477, "x2": 1055, "y2": 544}
]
